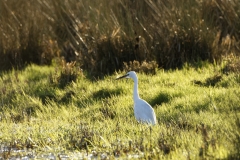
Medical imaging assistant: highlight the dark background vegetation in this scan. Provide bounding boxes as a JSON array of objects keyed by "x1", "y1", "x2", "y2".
[{"x1": 0, "y1": 0, "x2": 240, "y2": 76}]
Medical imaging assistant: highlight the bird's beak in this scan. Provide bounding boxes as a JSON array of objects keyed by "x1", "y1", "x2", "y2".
[{"x1": 116, "y1": 74, "x2": 129, "y2": 80}]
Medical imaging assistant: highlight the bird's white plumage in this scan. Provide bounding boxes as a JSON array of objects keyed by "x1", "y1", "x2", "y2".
[{"x1": 116, "y1": 71, "x2": 157, "y2": 125}]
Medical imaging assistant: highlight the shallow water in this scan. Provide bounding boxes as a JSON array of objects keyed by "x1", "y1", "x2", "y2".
[{"x1": 0, "y1": 146, "x2": 143, "y2": 159}]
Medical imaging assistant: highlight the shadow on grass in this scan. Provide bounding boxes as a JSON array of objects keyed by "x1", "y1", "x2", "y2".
[
  {"x1": 59, "y1": 90, "x2": 76, "y2": 104},
  {"x1": 32, "y1": 85, "x2": 57, "y2": 105},
  {"x1": 92, "y1": 88, "x2": 123, "y2": 100},
  {"x1": 192, "y1": 74, "x2": 222, "y2": 87},
  {"x1": 150, "y1": 92, "x2": 173, "y2": 107}
]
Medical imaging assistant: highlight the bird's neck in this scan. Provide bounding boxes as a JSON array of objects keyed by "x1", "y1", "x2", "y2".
[{"x1": 133, "y1": 78, "x2": 140, "y2": 101}]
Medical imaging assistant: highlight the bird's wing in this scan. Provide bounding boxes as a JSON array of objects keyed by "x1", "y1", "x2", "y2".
[{"x1": 134, "y1": 99, "x2": 157, "y2": 124}]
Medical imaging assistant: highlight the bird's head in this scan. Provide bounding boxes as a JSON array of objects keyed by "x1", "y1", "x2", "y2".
[{"x1": 116, "y1": 71, "x2": 137, "y2": 80}]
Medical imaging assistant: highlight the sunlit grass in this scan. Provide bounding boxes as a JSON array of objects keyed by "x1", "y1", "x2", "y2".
[{"x1": 0, "y1": 63, "x2": 239, "y2": 159}]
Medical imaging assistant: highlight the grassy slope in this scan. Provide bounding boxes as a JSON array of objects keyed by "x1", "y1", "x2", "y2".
[{"x1": 0, "y1": 64, "x2": 240, "y2": 159}]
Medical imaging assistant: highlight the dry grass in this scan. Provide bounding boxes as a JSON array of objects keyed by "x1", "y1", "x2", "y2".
[
  {"x1": 123, "y1": 60, "x2": 158, "y2": 74},
  {"x1": 0, "y1": 0, "x2": 240, "y2": 75},
  {"x1": 222, "y1": 53, "x2": 240, "y2": 74}
]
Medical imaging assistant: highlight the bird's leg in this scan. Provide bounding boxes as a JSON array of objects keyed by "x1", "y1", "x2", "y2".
[{"x1": 150, "y1": 126, "x2": 152, "y2": 148}]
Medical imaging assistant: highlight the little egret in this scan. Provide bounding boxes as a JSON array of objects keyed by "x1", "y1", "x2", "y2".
[{"x1": 116, "y1": 71, "x2": 157, "y2": 125}]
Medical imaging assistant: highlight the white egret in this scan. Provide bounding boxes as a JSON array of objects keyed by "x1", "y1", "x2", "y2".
[{"x1": 116, "y1": 71, "x2": 157, "y2": 125}]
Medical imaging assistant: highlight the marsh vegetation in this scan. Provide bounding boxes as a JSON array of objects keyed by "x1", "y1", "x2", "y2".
[{"x1": 0, "y1": 0, "x2": 240, "y2": 159}]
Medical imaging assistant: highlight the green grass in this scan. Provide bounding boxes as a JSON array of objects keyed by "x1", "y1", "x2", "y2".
[{"x1": 0, "y1": 63, "x2": 240, "y2": 159}]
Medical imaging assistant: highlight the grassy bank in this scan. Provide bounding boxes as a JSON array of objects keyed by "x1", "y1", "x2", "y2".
[{"x1": 0, "y1": 63, "x2": 239, "y2": 159}]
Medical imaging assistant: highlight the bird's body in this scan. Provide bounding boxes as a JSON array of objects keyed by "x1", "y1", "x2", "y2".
[
  {"x1": 116, "y1": 71, "x2": 157, "y2": 125},
  {"x1": 134, "y1": 98, "x2": 157, "y2": 124}
]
